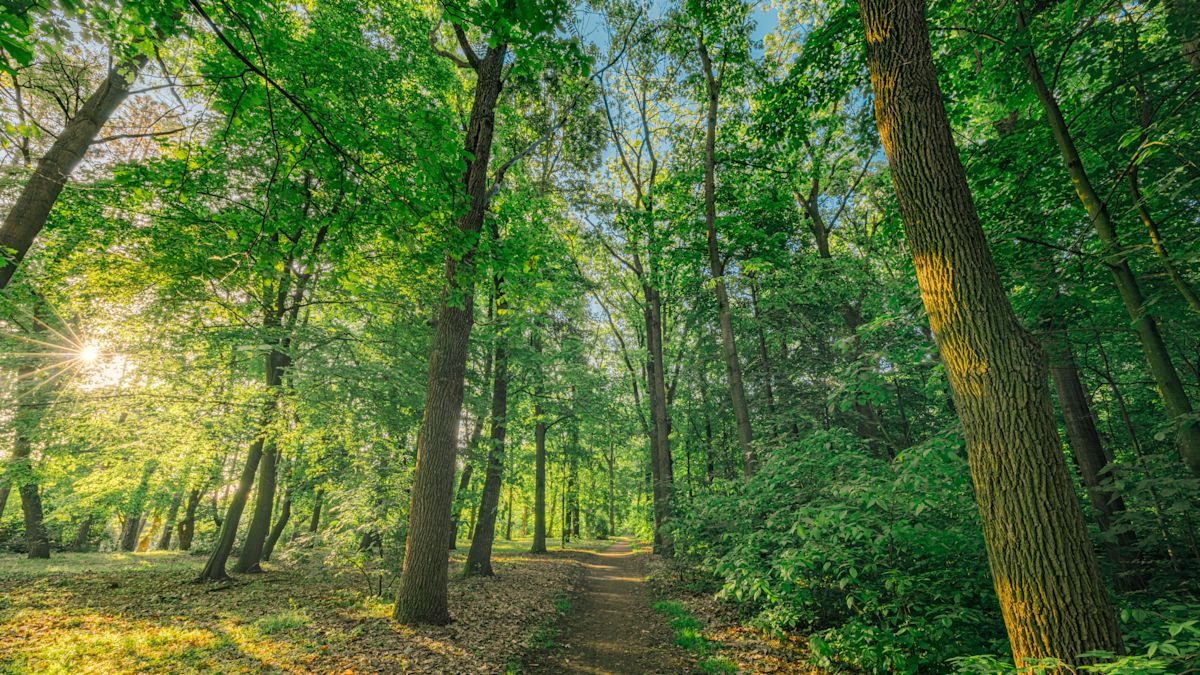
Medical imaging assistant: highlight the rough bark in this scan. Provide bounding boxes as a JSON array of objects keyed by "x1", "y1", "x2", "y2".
[
  {"x1": 856, "y1": 0, "x2": 1122, "y2": 665},
  {"x1": 1016, "y1": 4, "x2": 1200, "y2": 477},
  {"x1": 697, "y1": 35, "x2": 755, "y2": 475},
  {"x1": 394, "y1": 39, "x2": 506, "y2": 626},
  {"x1": 0, "y1": 54, "x2": 150, "y2": 288}
]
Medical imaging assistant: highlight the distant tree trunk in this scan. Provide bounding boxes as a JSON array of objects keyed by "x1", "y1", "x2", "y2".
[
  {"x1": 532, "y1": 332, "x2": 548, "y2": 554},
  {"x1": 177, "y1": 488, "x2": 202, "y2": 551},
  {"x1": 504, "y1": 486, "x2": 513, "y2": 541},
  {"x1": 644, "y1": 287, "x2": 673, "y2": 555},
  {"x1": 308, "y1": 489, "x2": 323, "y2": 533},
  {"x1": 607, "y1": 443, "x2": 616, "y2": 536},
  {"x1": 697, "y1": 36, "x2": 755, "y2": 475},
  {"x1": 856, "y1": 0, "x2": 1122, "y2": 665},
  {"x1": 749, "y1": 281, "x2": 778, "y2": 418},
  {"x1": 0, "y1": 485, "x2": 9, "y2": 520},
  {"x1": 1044, "y1": 326, "x2": 1142, "y2": 590},
  {"x1": 0, "y1": 53, "x2": 152, "y2": 288},
  {"x1": 262, "y1": 489, "x2": 291, "y2": 562},
  {"x1": 70, "y1": 516, "x2": 94, "y2": 551},
  {"x1": 1016, "y1": 4, "x2": 1200, "y2": 477},
  {"x1": 157, "y1": 490, "x2": 184, "y2": 550},
  {"x1": 449, "y1": 464, "x2": 473, "y2": 550},
  {"x1": 120, "y1": 462, "x2": 156, "y2": 552},
  {"x1": 394, "y1": 39, "x2": 507, "y2": 626}
]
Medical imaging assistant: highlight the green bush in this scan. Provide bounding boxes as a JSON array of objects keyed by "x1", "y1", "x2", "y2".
[{"x1": 674, "y1": 430, "x2": 1008, "y2": 673}]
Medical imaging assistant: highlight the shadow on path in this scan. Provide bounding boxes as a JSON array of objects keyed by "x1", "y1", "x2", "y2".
[{"x1": 528, "y1": 540, "x2": 695, "y2": 674}]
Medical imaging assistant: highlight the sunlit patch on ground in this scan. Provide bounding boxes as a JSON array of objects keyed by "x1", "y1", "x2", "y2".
[{"x1": 0, "y1": 541, "x2": 589, "y2": 673}]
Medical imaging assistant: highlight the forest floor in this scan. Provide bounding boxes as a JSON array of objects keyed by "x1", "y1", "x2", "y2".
[
  {"x1": 525, "y1": 539, "x2": 694, "y2": 674},
  {"x1": 0, "y1": 538, "x2": 606, "y2": 673}
]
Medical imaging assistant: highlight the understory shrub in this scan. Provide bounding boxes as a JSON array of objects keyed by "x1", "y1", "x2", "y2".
[{"x1": 674, "y1": 429, "x2": 1008, "y2": 673}]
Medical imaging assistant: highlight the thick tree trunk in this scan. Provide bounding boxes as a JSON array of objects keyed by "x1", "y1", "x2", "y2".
[
  {"x1": 698, "y1": 37, "x2": 755, "y2": 475},
  {"x1": 394, "y1": 40, "x2": 507, "y2": 625},
  {"x1": 156, "y1": 490, "x2": 184, "y2": 550},
  {"x1": 0, "y1": 54, "x2": 150, "y2": 288},
  {"x1": 1017, "y1": 5, "x2": 1200, "y2": 477},
  {"x1": 177, "y1": 488, "x2": 202, "y2": 551},
  {"x1": 856, "y1": 0, "x2": 1122, "y2": 665},
  {"x1": 262, "y1": 489, "x2": 291, "y2": 562},
  {"x1": 464, "y1": 283, "x2": 509, "y2": 577}
]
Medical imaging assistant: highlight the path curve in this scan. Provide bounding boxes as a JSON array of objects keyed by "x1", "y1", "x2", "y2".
[{"x1": 528, "y1": 540, "x2": 694, "y2": 674}]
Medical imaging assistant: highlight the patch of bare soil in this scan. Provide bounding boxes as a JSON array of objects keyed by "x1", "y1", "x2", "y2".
[{"x1": 527, "y1": 541, "x2": 695, "y2": 674}]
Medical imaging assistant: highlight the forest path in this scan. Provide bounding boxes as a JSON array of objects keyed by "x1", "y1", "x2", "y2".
[{"x1": 527, "y1": 540, "x2": 695, "y2": 674}]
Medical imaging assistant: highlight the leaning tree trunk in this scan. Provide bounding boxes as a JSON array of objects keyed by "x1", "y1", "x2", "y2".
[
  {"x1": 1016, "y1": 4, "x2": 1200, "y2": 477},
  {"x1": 234, "y1": 437, "x2": 278, "y2": 573},
  {"x1": 262, "y1": 489, "x2": 291, "y2": 562},
  {"x1": 121, "y1": 462, "x2": 156, "y2": 552},
  {"x1": 394, "y1": 40, "x2": 507, "y2": 626},
  {"x1": 197, "y1": 429, "x2": 267, "y2": 581},
  {"x1": 70, "y1": 516, "x2": 94, "y2": 551},
  {"x1": 697, "y1": 36, "x2": 755, "y2": 475},
  {"x1": 0, "y1": 54, "x2": 151, "y2": 288},
  {"x1": 855, "y1": 0, "x2": 1122, "y2": 666},
  {"x1": 308, "y1": 489, "x2": 323, "y2": 533},
  {"x1": 0, "y1": 485, "x2": 9, "y2": 520}
]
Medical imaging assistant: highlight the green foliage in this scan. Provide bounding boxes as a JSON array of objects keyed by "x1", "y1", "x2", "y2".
[
  {"x1": 676, "y1": 430, "x2": 1007, "y2": 672},
  {"x1": 651, "y1": 600, "x2": 736, "y2": 672}
]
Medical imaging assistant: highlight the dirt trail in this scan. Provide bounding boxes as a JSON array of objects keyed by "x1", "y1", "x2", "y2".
[{"x1": 527, "y1": 540, "x2": 694, "y2": 674}]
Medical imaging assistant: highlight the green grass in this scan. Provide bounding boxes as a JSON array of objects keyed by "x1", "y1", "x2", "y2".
[
  {"x1": 652, "y1": 600, "x2": 737, "y2": 674},
  {"x1": 506, "y1": 591, "x2": 573, "y2": 673},
  {"x1": 254, "y1": 609, "x2": 311, "y2": 635}
]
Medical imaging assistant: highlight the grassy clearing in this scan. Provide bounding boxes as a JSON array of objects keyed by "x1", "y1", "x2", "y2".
[
  {"x1": 653, "y1": 600, "x2": 738, "y2": 674},
  {"x1": 0, "y1": 542, "x2": 595, "y2": 673}
]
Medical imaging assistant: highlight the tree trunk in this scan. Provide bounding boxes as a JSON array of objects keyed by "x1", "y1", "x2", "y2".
[
  {"x1": 308, "y1": 489, "x2": 323, "y2": 533},
  {"x1": 177, "y1": 488, "x2": 202, "y2": 551},
  {"x1": 157, "y1": 489, "x2": 184, "y2": 550},
  {"x1": 262, "y1": 489, "x2": 291, "y2": 562},
  {"x1": 234, "y1": 437, "x2": 278, "y2": 573},
  {"x1": 0, "y1": 54, "x2": 150, "y2": 288},
  {"x1": 855, "y1": 0, "x2": 1122, "y2": 665},
  {"x1": 449, "y1": 463, "x2": 473, "y2": 550},
  {"x1": 1044, "y1": 327, "x2": 1143, "y2": 590},
  {"x1": 1016, "y1": 5, "x2": 1200, "y2": 477},
  {"x1": 504, "y1": 486, "x2": 513, "y2": 541},
  {"x1": 698, "y1": 36, "x2": 755, "y2": 475},
  {"x1": 197, "y1": 430, "x2": 267, "y2": 581},
  {"x1": 532, "y1": 333, "x2": 548, "y2": 554},
  {"x1": 394, "y1": 40, "x2": 507, "y2": 625},
  {"x1": 0, "y1": 485, "x2": 9, "y2": 520},
  {"x1": 70, "y1": 516, "x2": 94, "y2": 551},
  {"x1": 464, "y1": 281, "x2": 509, "y2": 577},
  {"x1": 643, "y1": 286, "x2": 673, "y2": 555}
]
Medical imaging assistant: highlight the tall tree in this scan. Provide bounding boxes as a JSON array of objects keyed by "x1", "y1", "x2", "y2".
[{"x1": 854, "y1": 0, "x2": 1122, "y2": 665}]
